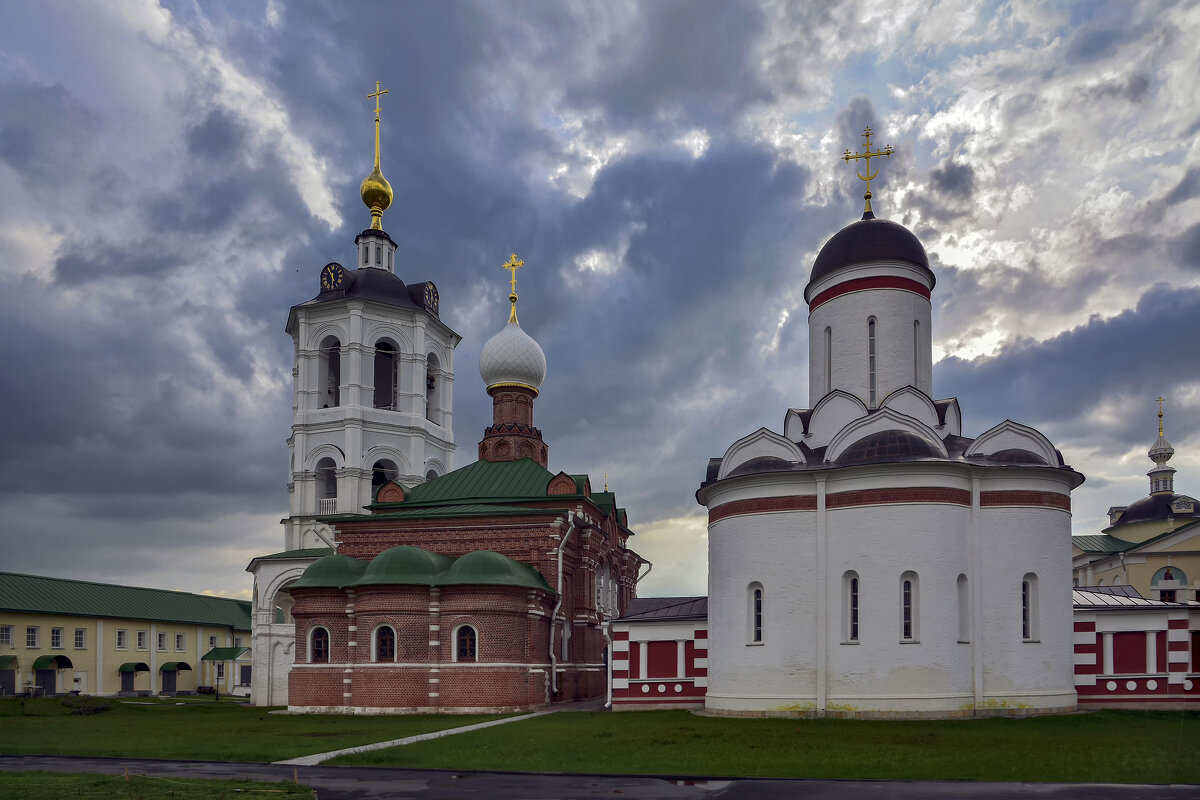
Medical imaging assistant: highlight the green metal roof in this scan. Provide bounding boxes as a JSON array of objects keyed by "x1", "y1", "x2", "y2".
[
  {"x1": 201, "y1": 647, "x2": 249, "y2": 661},
  {"x1": 350, "y1": 546, "x2": 454, "y2": 586},
  {"x1": 440, "y1": 551, "x2": 552, "y2": 590},
  {"x1": 159, "y1": 661, "x2": 192, "y2": 672},
  {"x1": 391, "y1": 458, "x2": 558, "y2": 505},
  {"x1": 32, "y1": 654, "x2": 72, "y2": 670},
  {"x1": 249, "y1": 547, "x2": 334, "y2": 562},
  {"x1": 118, "y1": 662, "x2": 150, "y2": 673},
  {"x1": 1073, "y1": 534, "x2": 1137, "y2": 553},
  {"x1": 360, "y1": 503, "x2": 565, "y2": 520},
  {"x1": 307, "y1": 547, "x2": 551, "y2": 591},
  {"x1": 290, "y1": 555, "x2": 368, "y2": 589},
  {"x1": 0, "y1": 572, "x2": 251, "y2": 630},
  {"x1": 0, "y1": 655, "x2": 15, "y2": 669}
]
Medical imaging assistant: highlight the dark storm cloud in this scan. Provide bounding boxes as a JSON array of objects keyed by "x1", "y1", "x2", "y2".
[
  {"x1": 938, "y1": 283, "x2": 1200, "y2": 449},
  {"x1": 562, "y1": 0, "x2": 771, "y2": 131},
  {"x1": 1064, "y1": 27, "x2": 1124, "y2": 64},
  {"x1": 185, "y1": 109, "x2": 247, "y2": 160},
  {"x1": 0, "y1": 79, "x2": 98, "y2": 183},
  {"x1": 1173, "y1": 223, "x2": 1200, "y2": 271}
]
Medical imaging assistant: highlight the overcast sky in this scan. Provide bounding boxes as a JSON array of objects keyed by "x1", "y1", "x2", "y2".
[{"x1": 1, "y1": 0, "x2": 1197, "y2": 601}]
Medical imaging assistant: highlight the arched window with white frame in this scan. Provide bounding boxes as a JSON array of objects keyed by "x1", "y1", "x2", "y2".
[
  {"x1": 309, "y1": 626, "x2": 329, "y2": 663},
  {"x1": 899, "y1": 571, "x2": 919, "y2": 641},
  {"x1": 454, "y1": 624, "x2": 477, "y2": 663},
  {"x1": 315, "y1": 458, "x2": 337, "y2": 514},
  {"x1": 425, "y1": 352, "x2": 441, "y2": 424},
  {"x1": 374, "y1": 625, "x2": 395, "y2": 662},
  {"x1": 824, "y1": 326, "x2": 832, "y2": 394}
]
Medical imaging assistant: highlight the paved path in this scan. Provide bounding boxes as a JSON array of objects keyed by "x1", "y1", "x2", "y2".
[
  {"x1": 2, "y1": 756, "x2": 1198, "y2": 800},
  {"x1": 275, "y1": 709, "x2": 555, "y2": 766}
]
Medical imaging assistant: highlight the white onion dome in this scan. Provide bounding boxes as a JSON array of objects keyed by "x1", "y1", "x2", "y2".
[{"x1": 479, "y1": 321, "x2": 547, "y2": 393}]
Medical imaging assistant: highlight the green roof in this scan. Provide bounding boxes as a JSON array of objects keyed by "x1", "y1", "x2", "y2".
[
  {"x1": 306, "y1": 547, "x2": 551, "y2": 591},
  {"x1": 0, "y1": 572, "x2": 251, "y2": 630},
  {"x1": 202, "y1": 647, "x2": 250, "y2": 661},
  {"x1": 360, "y1": 503, "x2": 564, "y2": 520},
  {"x1": 1073, "y1": 534, "x2": 1137, "y2": 553},
  {"x1": 394, "y1": 458, "x2": 558, "y2": 504},
  {"x1": 290, "y1": 555, "x2": 368, "y2": 589},
  {"x1": 248, "y1": 547, "x2": 333, "y2": 562}
]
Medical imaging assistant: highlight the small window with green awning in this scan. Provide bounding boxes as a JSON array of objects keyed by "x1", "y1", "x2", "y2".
[
  {"x1": 117, "y1": 662, "x2": 150, "y2": 673},
  {"x1": 158, "y1": 661, "x2": 192, "y2": 672}
]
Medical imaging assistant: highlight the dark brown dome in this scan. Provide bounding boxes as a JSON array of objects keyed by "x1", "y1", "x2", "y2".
[
  {"x1": 807, "y1": 214, "x2": 933, "y2": 296},
  {"x1": 838, "y1": 429, "x2": 941, "y2": 465}
]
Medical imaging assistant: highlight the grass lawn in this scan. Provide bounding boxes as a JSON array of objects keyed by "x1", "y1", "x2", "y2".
[
  {"x1": 329, "y1": 708, "x2": 1200, "y2": 784},
  {"x1": 0, "y1": 770, "x2": 313, "y2": 799},
  {"x1": 0, "y1": 697, "x2": 508, "y2": 763}
]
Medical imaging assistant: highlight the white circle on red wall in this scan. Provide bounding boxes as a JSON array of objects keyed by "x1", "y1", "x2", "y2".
[
  {"x1": 657, "y1": 684, "x2": 666, "y2": 693},
  {"x1": 674, "y1": 684, "x2": 683, "y2": 693},
  {"x1": 1185, "y1": 680, "x2": 1194, "y2": 691},
  {"x1": 1106, "y1": 681, "x2": 1117, "y2": 691},
  {"x1": 1146, "y1": 680, "x2": 1158, "y2": 691},
  {"x1": 641, "y1": 685, "x2": 649, "y2": 694},
  {"x1": 1126, "y1": 680, "x2": 1138, "y2": 691}
]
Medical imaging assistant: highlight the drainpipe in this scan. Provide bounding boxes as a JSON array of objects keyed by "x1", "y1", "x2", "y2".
[
  {"x1": 638, "y1": 558, "x2": 653, "y2": 584},
  {"x1": 549, "y1": 514, "x2": 578, "y2": 697},
  {"x1": 603, "y1": 621, "x2": 613, "y2": 709}
]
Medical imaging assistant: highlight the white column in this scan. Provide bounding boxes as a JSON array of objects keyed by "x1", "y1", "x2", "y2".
[
  {"x1": 638, "y1": 641, "x2": 647, "y2": 680},
  {"x1": 815, "y1": 474, "x2": 827, "y2": 716},
  {"x1": 1146, "y1": 632, "x2": 1157, "y2": 674},
  {"x1": 1102, "y1": 632, "x2": 1114, "y2": 674},
  {"x1": 676, "y1": 639, "x2": 686, "y2": 678},
  {"x1": 95, "y1": 620, "x2": 104, "y2": 695}
]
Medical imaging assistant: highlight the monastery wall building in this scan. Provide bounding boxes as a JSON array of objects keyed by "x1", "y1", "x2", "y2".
[{"x1": 692, "y1": 132, "x2": 1085, "y2": 718}]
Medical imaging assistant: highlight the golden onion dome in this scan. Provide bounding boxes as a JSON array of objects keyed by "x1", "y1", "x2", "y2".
[{"x1": 360, "y1": 164, "x2": 393, "y2": 217}]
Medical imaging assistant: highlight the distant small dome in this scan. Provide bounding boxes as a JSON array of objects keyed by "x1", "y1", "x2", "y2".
[
  {"x1": 351, "y1": 546, "x2": 453, "y2": 586},
  {"x1": 291, "y1": 554, "x2": 368, "y2": 589},
  {"x1": 807, "y1": 215, "x2": 932, "y2": 294},
  {"x1": 1148, "y1": 434, "x2": 1174, "y2": 465},
  {"x1": 479, "y1": 321, "x2": 547, "y2": 393},
  {"x1": 838, "y1": 429, "x2": 941, "y2": 465}
]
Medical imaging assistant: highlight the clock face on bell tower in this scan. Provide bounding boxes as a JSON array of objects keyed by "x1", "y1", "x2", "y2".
[{"x1": 320, "y1": 263, "x2": 345, "y2": 291}]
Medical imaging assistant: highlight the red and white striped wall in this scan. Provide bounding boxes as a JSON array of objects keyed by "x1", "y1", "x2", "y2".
[{"x1": 611, "y1": 622, "x2": 708, "y2": 709}]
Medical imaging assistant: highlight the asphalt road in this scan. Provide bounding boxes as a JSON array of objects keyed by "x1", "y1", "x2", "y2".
[{"x1": 1, "y1": 756, "x2": 1197, "y2": 799}]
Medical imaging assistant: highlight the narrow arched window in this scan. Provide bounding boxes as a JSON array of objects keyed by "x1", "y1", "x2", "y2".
[
  {"x1": 824, "y1": 326, "x2": 832, "y2": 394},
  {"x1": 315, "y1": 457, "x2": 337, "y2": 514},
  {"x1": 957, "y1": 574, "x2": 970, "y2": 642},
  {"x1": 373, "y1": 342, "x2": 398, "y2": 410},
  {"x1": 374, "y1": 244, "x2": 381, "y2": 266},
  {"x1": 1022, "y1": 573, "x2": 1039, "y2": 640},
  {"x1": 319, "y1": 336, "x2": 341, "y2": 408},
  {"x1": 310, "y1": 627, "x2": 329, "y2": 663},
  {"x1": 748, "y1": 583, "x2": 764, "y2": 644},
  {"x1": 375, "y1": 625, "x2": 395, "y2": 662},
  {"x1": 425, "y1": 353, "x2": 441, "y2": 423},
  {"x1": 844, "y1": 571, "x2": 860, "y2": 642},
  {"x1": 900, "y1": 571, "x2": 918, "y2": 641},
  {"x1": 456, "y1": 625, "x2": 477, "y2": 662},
  {"x1": 913, "y1": 320, "x2": 920, "y2": 385},
  {"x1": 867, "y1": 318, "x2": 877, "y2": 407}
]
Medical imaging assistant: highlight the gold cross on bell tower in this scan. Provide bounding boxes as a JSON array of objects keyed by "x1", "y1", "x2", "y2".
[
  {"x1": 502, "y1": 253, "x2": 525, "y2": 323},
  {"x1": 1158, "y1": 396, "x2": 1166, "y2": 436},
  {"x1": 843, "y1": 126, "x2": 894, "y2": 217}
]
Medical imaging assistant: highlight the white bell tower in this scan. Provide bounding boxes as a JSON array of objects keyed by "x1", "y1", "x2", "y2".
[{"x1": 248, "y1": 81, "x2": 459, "y2": 707}]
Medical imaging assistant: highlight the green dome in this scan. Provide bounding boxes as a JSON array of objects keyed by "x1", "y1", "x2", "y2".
[
  {"x1": 291, "y1": 554, "x2": 368, "y2": 589},
  {"x1": 351, "y1": 546, "x2": 453, "y2": 586},
  {"x1": 440, "y1": 550, "x2": 552, "y2": 591}
]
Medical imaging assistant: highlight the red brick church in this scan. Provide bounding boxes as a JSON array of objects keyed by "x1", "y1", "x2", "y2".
[{"x1": 286, "y1": 257, "x2": 644, "y2": 712}]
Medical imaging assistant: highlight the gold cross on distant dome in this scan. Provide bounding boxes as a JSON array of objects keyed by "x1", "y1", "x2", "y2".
[
  {"x1": 843, "y1": 126, "x2": 894, "y2": 216},
  {"x1": 502, "y1": 253, "x2": 525, "y2": 323},
  {"x1": 1158, "y1": 396, "x2": 1166, "y2": 436},
  {"x1": 367, "y1": 80, "x2": 389, "y2": 121}
]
